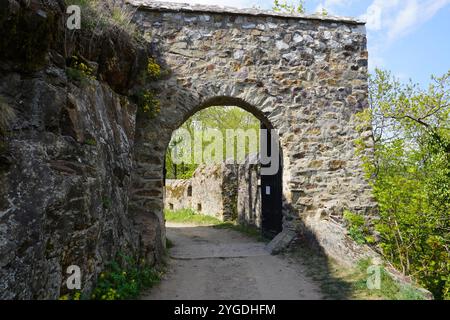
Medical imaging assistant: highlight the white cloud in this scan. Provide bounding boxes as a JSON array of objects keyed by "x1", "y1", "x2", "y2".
[
  {"x1": 362, "y1": 0, "x2": 399, "y2": 31},
  {"x1": 361, "y1": 0, "x2": 450, "y2": 41},
  {"x1": 315, "y1": 0, "x2": 353, "y2": 14}
]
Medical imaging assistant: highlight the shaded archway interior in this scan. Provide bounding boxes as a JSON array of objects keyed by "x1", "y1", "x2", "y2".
[{"x1": 163, "y1": 96, "x2": 284, "y2": 238}]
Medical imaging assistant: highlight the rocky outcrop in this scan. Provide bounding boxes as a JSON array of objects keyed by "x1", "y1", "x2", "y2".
[
  {"x1": 0, "y1": 69, "x2": 139, "y2": 299},
  {"x1": 0, "y1": 0, "x2": 151, "y2": 299}
]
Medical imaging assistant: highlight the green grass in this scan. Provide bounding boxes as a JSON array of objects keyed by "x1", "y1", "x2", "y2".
[
  {"x1": 59, "y1": 253, "x2": 164, "y2": 300},
  {"x1": 164, "y1": 208, "x2": 223, "y2": 225},
  {"x1": 164, "y1": 209, "x2": 267, "y2": 242},
  {"x1": 352, "y1": 259, "x2": 427, "y2": 300},
  {"x1": 290, "y1": 244, "x2": 428, "y2": 300}
]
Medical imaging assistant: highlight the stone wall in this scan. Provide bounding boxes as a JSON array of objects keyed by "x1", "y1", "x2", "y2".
[
  {"x1": 130, "y1": 1, "x2": 377, "y2": 267},
  {"x1": 237, "y1": 154, "x2": 261, "y2": 228},
  {"x1": 164, "y1": 163, "x2": 238, "y2": 221}
]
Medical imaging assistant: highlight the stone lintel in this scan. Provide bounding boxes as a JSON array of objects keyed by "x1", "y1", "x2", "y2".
[{"x1": 127, "y1": 0, "x2": 366, "y2": 25}]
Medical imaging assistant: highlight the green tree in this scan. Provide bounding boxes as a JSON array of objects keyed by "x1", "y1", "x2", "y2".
[
  {"x1": 273, "y1": 0, "x2": 305, "y2": 14},
  {"x1": 165, "y1": 106, "x2": 260, "y2": 179},
  {"x1": 356, "y1": 69, "x2": 450, "y2": 299}
]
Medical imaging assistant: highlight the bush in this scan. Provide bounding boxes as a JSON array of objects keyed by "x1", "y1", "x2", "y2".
[
  {"x1": 353, "y1": 259, "x2": 427, "y2": 300},
  {"x1": 66, "y1": 55, "x2": 96, "y2": 85},
  {"x1": 65, "y1": 0, "x2": 137, "y2": 36},
  {"x1": 343, "y1": 210, "x2": 374, "y2": 245},
  {"x1": 147, "y1": 58, "x2": 161, "y2": 80},
  {"x1": 91, "y1": 254, "x2": 162, "y2": 300},
  {"x1": 356, "y1": 69, "x2": 450, "y2": 299},
  {"x1": 135, "y1": 90, "x2": 160, "y2": 119}
]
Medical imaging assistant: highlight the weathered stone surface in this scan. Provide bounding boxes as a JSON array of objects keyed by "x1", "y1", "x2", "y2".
[
  {"x1": 266, "y1": 229, "x2": 298, "y2": 255},
  {"x1": 128, "y1": 1, "x2": 376, "y2": 269},
  {"x1": 128, "y1": 0, "x2": 364, "y2": 24},
  {"x1": 164, "y1": 162, "x2": 238, "y2": 221},
  {"x1": 237, "y1": 154, "x2": 261, "y2": 228},
  {"x1": 0, "y1": 65, "x2": 139, "y2": 299}
]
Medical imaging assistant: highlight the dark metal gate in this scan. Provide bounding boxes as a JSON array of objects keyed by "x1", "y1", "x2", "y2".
[{"x1": 260, "y1": 123, "x2": 283, "y2": 239}]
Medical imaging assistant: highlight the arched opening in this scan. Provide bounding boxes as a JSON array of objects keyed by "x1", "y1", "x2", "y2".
[{"x1": 163, "y1": 97, "x2": 283, "y2": 239}]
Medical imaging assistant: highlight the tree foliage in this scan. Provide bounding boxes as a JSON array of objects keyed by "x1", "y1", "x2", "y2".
[
  {"x1": 272, "y1": 0, "x2": 305, "y2": 14},
  {"x1": 356, "y1": 69, "x2": 450, "y2": 299},
  {"x1": 165, "y1": 106, "x2": 260, "y2": 179}
]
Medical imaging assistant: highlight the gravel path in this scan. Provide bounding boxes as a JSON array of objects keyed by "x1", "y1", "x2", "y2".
[{"x1": 142, "y1": 222, "x2": 323, "y2": 300}]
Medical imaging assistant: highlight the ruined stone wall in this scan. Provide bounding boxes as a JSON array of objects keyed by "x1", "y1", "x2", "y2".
[
  {"x1": 164, "y1": 179, "x2": 192, "y2": 212},
  {"x1": 164, "y1": 163, "x2": 238, "y2": 221},
  {"x1": 237, "y1": 154, "x2": 261, "y2": 228}
]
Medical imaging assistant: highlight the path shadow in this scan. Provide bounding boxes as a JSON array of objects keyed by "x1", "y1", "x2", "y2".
[{"x1": 283, "y1": 201, "x2": 355, "y2": 300}]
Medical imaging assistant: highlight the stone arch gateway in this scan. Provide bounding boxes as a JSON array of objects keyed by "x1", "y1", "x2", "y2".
[{"x1": 128, "y1": 1, "x2": 377, "y2": 266}]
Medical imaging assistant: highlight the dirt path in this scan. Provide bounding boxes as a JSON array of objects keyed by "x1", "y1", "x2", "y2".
[{"x1": 142, "y1": 222, "x2": 323, "y2": 300}]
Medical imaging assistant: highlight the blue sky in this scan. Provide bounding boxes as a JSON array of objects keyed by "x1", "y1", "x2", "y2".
[{"x1": 159, "y1": 0, "x2": 450, "y2": 88}]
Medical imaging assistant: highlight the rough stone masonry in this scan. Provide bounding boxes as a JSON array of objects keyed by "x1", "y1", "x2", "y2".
[
  {"x1": 129, "y1": 1, "x2": 377, "y2": 267},
  {"x1": 0, "y1": 0, "x2": 378, "y2": 299},
  {"x1": 165, "y1": 162, "x2": 238, "y2": 221}
]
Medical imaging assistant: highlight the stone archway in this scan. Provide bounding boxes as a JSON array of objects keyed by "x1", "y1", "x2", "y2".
[
  {"x1": 131, "y1": 94, "x2": 286, "y2": 264},
  {"x1": 162, "y1": 98, "x2": 284, "y2": 236},
  {"x1": 128, "y1": 1, "x2": 377, "y2": 266}
]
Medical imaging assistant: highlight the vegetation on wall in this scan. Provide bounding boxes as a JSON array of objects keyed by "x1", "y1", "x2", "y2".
[
  {"x1": 65, "y1": 0, "x2": 137, "y2": 38},
  {"x1": 0, "y1": 3, "x2": 57, "y2": 71},
  {"x1": 355, "y1": 69, "x2": 450, "y2": 300},
  {"x1": 135, "y1": 90, "x2": 161, "y2": 119},
  {"x1": 272, "y1": 0, "x2": 305, "y2": 13},
  {"x1": 59, "y1": 254, "x2": 163, "y2": 300},
  {"x1": 66, "y1": 55, "x2": 96, "y2": 85}
]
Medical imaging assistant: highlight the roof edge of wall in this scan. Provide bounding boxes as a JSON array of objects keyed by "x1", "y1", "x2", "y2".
[{"x1": 127, "y1": 0, "x2": 366, "y2": 26}]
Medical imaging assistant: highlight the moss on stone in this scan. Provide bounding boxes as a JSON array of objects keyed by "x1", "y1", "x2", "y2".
[
  {"x1": 0, "y1": 7, "x2": 57, "y2": 71},
  {"x1": 166, "y1": 182, "x2": 188, "y2": 199}
]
